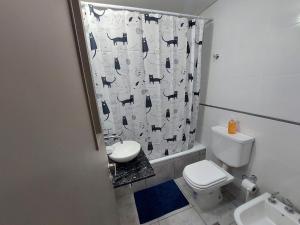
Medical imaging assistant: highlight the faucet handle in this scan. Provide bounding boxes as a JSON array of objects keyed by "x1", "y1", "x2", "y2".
[
  {"x1": 104, "y1": 134, "x2": 118, "y2": 140},
  {"x1": 283, "y1": 198, "x2": 295, "y2": 214},
  {"x1": 271, "y1": 192, "x2": 280, "y2": 198},
  {"x1": 103, "y1": 133, "x2": 116, "y2": 137},
  {"x1": 268, "y1": 192, "x2": 279, "y2": 204},
  {"x1": 284, "y1": 198, "x2": 294, "y2": 207}
]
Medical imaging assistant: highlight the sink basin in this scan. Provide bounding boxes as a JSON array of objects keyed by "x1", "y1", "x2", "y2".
[
  {"x1": 234, "y1": 192, "x2": 300, "y2": 225},
  {"x1": 107, "y1": 141, "x2": 141, "y2": 163}
]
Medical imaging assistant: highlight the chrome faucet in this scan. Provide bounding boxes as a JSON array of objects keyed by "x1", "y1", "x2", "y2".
[
  {"x1": 268, "y1": 192, "x2": 279, "y2": 204},
  {"x1": 103, "y1": 133, "x2": 123, "y2": 144}
]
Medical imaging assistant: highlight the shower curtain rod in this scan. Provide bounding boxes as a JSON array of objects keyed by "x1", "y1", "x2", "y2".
[{"x1": 81, "y1": 1, "x2": 213, "y2": 22}]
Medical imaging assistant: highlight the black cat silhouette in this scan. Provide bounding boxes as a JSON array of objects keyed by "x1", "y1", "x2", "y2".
[
  {"x1": 182, "y1": 133, "x2": 186, "y2": 142},
  {"x1": 101, "y1": 101, "x2": 110, "y2": 121},
  {"x1": 89, "y1": 32, "x2": 97, "y2": 59},
  {"x1": 142, "y1": 37, "x2": 149, "y2": 59},
  {"x1": 128, "y1": 16, "x2": 141, "y2": 22},
  {"x1": 193, "y1": 91, "x2": 200, "y2": 96},
  {"x1": 122, "y1": 116, "x2": 130, "y2": 130},
  {"x1": 101, "y1": 76, "x2": 116, "y2": 88},
  {"x1": 107, "y1": 33, "x2": 128, "y2": 45},
  {"x1": 144, "y1": 14, "x2": 162, "y2": 24},
  {"x1": 187, "y1": 41, "x2": 190, "y2": 58},
  {"x1": 186, "y1": 118, "x2": 191, "y2": 125},
  {"x1": 163, "y1": 91, "x2": 178, "y2": 101},
  {"x1": 165, "y1": 58, "x2": 171, "y2": 73},
  {"x1": 149, "y1": 74, "x2": 164, "y2": 84},
  {"x1": 114, "y1": 57, "x2": 122, "y2": 75},
  {"x1": 164, "y1": 135, "x2": 177, "y2": 142},
  {"x1": 195, "y1": 40, "x2": 203, "y2": 45},
  {"x1": 188, "y1": 20, "x2": 196, "y2": 28},
  {"x1": 188, "y1": 73, "x2": 193, "y2": 82},
  {"x1": 117, "y1": 95, "x2": 134, "y2": 106},
  {"x1": 122, "y1": 116, "x2": 128, "y2": 126},
  {"x1": 185, "y1": 92, "x2": 189, "y2": 105},
  {"x1": 162, "y1": 36, "x2": 178, "y2": 47},
  {"x1": 151, "y1": 123, "x2": 165, "y2": 132},
  {"x1": 145, "y1": 95, "x2": 152, "y2": 114},
  {"x1": 148, "y1": 142, "x2": 153, "y2": 153},
  {"x1": 190, "y1": 129, "x2": 196, "y2": 134},
  {"x1": 88, "y1": 5, "x2": 105, "y2": 21},
  {"x1": 166, "y1": 109, "x2": 170, "y2": 120}
]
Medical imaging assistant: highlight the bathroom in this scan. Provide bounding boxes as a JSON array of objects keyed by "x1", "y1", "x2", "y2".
[{"x1": 1, "y1": 0, "x2": 300, "y2": 225}]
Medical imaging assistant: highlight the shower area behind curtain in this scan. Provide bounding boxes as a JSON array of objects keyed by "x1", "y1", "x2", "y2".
[{"x1": 82, "y1": 2, "x2": 204, "y2": 160}]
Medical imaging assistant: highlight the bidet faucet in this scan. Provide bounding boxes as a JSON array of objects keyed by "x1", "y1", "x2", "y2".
[
  {"x1": 283, "y1": 198, "x2": 296, "y2": 214},
  {"x1": 103, "y1": 133, "x2": 123, "y2": 144},
  {"x1": 268, "y1": 192, "x2": 279, "y2": 204}
]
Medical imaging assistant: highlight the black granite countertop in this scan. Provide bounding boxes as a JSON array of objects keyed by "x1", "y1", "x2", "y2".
[{"x1": 110, "y1": 149, "x2": 155, "y2": 188}]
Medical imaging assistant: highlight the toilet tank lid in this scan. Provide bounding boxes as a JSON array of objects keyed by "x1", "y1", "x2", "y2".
[{"x1": 211, "y1": 126, "x2": 254, "y2": 144}]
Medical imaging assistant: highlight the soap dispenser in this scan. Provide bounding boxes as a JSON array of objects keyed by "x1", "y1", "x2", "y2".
[{"x1": 228, "y1": 119, "x2": 237, "y2": 134}]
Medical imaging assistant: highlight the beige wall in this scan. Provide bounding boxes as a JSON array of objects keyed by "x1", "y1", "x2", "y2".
[{"x1": 0, "y1": 0, "x2": 118, "y2": 224}]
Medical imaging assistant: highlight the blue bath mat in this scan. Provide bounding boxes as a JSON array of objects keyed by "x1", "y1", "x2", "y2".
[{"x1": 134, "y1": 180, "x2": 189, "y2": 224}]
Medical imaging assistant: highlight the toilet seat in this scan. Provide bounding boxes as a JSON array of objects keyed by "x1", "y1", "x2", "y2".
[{"x1": 183, "y1": 160, "x2": 231, "y2": 189}]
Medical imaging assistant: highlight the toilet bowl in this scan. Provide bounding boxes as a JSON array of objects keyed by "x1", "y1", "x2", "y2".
[
  {"x1": 183, "y1": 160, "x2": 234, "y2": 209},
  {"x1": 183, "y1": 126, "x2": 254, "y2": 210}
]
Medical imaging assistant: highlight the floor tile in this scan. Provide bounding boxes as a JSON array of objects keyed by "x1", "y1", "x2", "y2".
[
  {"x1": 193, "y1": 198, "x2": 236, "y2": 225},
  {"x1": 159, "y1": 208, "x2": 206, "y2": 225},
  {"x1": 175, "y1": 177, "x2": 237, "y2": 225},
  {"x1": 116, "y1": 178, "x2": 238, "y2": 225},
  {"x1": 131, "y1": 179, "x2": 146, "y2": 193},
  {"x1": 116, "y1": 193, "x2": 140, "y2": 225},
  {"x1": 114, "y1": 185, "x2": 131, "y2": 198},
  {"x1": 149, "y1": 222, "x2": 159, "y2": 225},
  {"x1": 158, "y1": 205, "x2": 192, "y2": 221},
  {"x1": 174, "y1": 177, "x2": 187, "y2": 188}
]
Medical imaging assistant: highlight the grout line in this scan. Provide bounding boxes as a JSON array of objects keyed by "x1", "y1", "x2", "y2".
[
  {"x1": 157, "y1": 205, "x2": 192, "y2": 221},
  {"x1": 200, "y1": 103, "x2": 300, "y2": 126},
  {"x1": 157, "y1": 206, "x2": 192, "y2": 223}
]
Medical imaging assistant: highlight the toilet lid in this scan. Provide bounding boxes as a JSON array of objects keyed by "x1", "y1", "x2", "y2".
[{"x1": 183, "y1": 160, "x2": 227, "y2": 188}]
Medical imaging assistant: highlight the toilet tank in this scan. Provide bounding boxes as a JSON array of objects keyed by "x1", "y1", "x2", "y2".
[{"x1": 211, "y1": 126, "x2": 254, "y2": 167}]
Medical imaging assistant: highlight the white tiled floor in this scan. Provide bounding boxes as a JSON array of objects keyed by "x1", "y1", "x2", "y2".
[{"x1": 115, "y1": 177, "x2": 241, "y2": 225}]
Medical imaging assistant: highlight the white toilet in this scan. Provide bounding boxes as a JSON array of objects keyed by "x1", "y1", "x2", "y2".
[{"x1": 183, "y1": 126, "x2": 254, "y2": 210}]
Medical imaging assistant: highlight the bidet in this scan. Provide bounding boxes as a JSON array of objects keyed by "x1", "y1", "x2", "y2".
[{"x1": 234, "y1": 192, "x2": 300, "y2": 225}]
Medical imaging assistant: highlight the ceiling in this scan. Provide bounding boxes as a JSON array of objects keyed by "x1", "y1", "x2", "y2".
[{"x1": 87, "y1": 0, "x2": 218, "y2": 15}]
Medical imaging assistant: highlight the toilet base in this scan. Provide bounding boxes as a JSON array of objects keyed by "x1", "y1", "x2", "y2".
[{"x1": 192, "y1": 188, "x2": 223, "y2": 210}]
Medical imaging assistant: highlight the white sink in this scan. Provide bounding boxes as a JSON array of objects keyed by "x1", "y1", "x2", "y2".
[
  {"x1": 107, "y1": 141, "x2": 141, "y2": 163},
  {"x1": 234, "y1": 192, "x2": 300, "y2": 225}
]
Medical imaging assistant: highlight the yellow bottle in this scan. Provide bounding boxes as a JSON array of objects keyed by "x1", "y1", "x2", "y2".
[{"x1": 228, "y1": 119, "x2": 237, "y2": 134}]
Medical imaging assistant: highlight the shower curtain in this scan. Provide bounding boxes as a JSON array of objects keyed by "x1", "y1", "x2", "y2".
[{"x1": 82, "y1": 3, "x2": 204, "y2": 160}]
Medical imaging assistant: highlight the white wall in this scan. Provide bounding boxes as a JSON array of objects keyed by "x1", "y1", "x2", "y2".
[
  {"x1": 201, "y1": 0, "x2": 300, "y2": 122},
  {"x1": 87, "y1": 0, "x2": 217, "y2": 15},
  {"x1": 0, "y1": 0, "x2": 118, "y2": 224},
  {"x1": 198, "y1": 0, "x2": 300, "y2": 208}
]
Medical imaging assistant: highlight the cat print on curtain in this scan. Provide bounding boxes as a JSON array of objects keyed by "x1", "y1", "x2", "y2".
[{"x1": 82, "y1": 2, "x2": 204, "y2": 160}]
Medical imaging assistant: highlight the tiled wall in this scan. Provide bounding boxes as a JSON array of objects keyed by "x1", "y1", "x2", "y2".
[
  {"x1": 200, "y1": 0, "x2": 300, "y2": 122},
  {"x1": 197, "y1": 0, "x2": 300, "y2": 208},
  {"x1": 115, "y1": 149, "x2": 206, "y2": 196}
]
